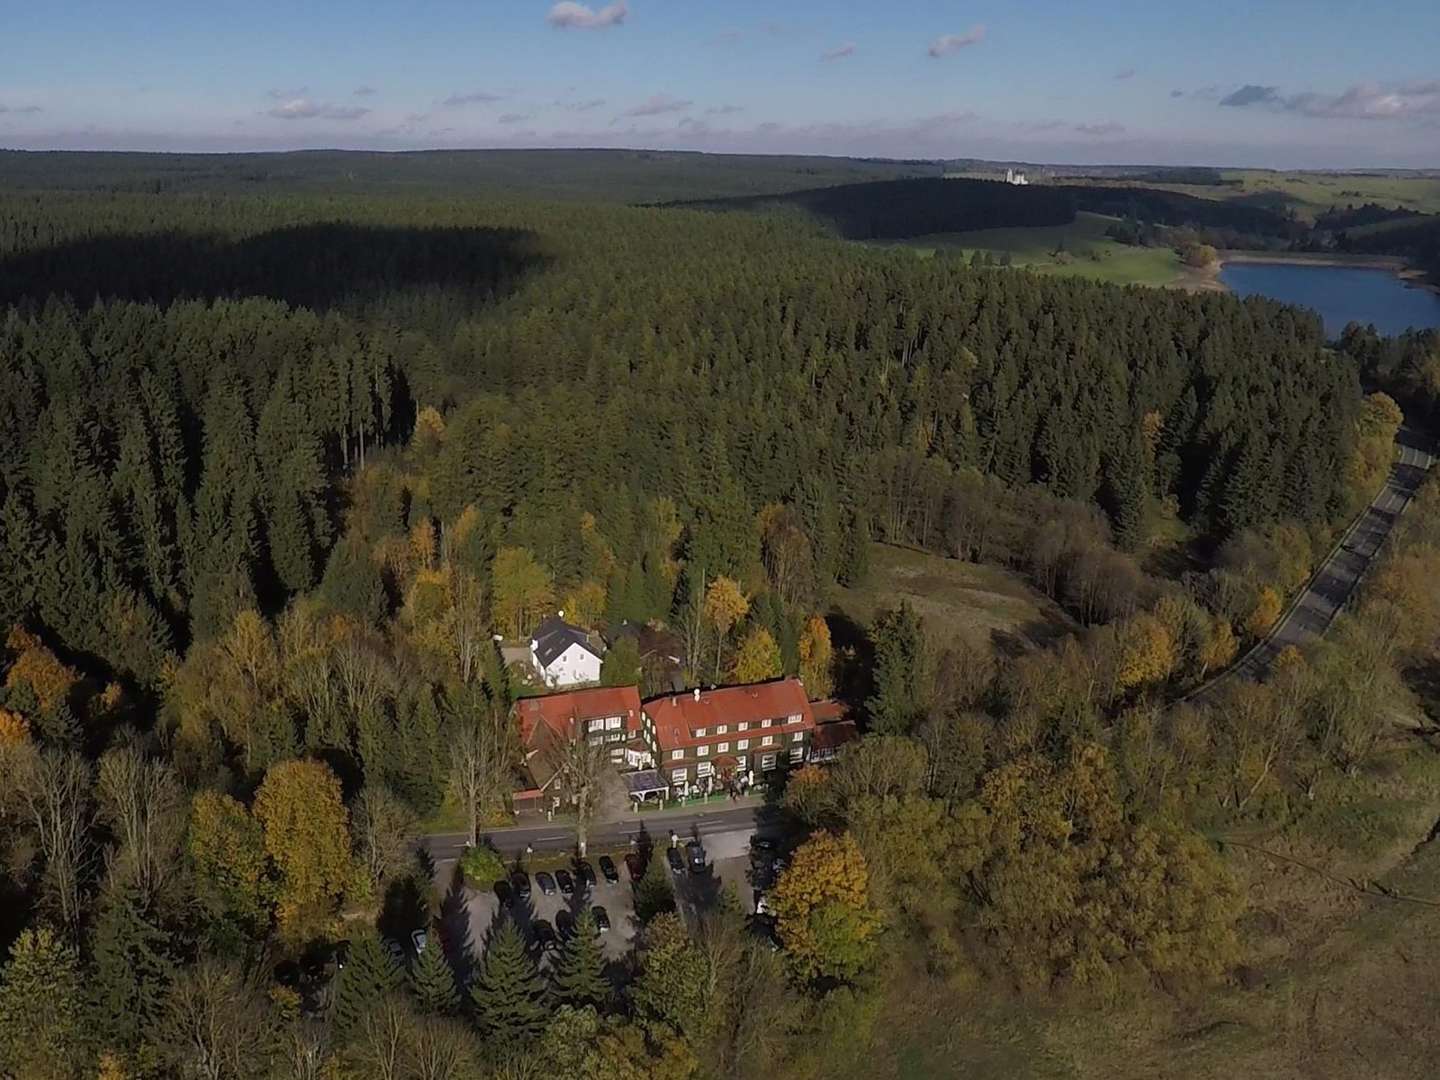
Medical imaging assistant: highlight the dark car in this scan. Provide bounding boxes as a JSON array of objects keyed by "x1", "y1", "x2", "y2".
[
  {"x1": 592, "y1": 905, "x2": 611, "y2": 933},
  {"x1": 666, "y1": 846, "x2": 685, "y2": 874},
  {"x1": 535, "y1": 871, "x2": 557, "y2": 896},
  {"x1": 751, "y1": 836, "x2": 777, "y2": 856},
  {"x1": 533, "y1": 919, "x2": 558, "y2": 951},
  {"x1": 625, "y1": 853, "x2": 644, "y2": 882},
  {"x1": 599, "y1": 855, "x2": 620, "y2": 884},
  {"x1": 510, "y1": 871, "x2": 531, "y2": 900},
  {"x1": 576, "y1": 861, "x2": 597, "y2": 890},
  {"x1": 556, "y1": 910, "x2": 576, "y2": 940},
  {"x1": 556, "y1": 868, "x2": 575, "y2": 896},
  {"x1": 494, "y1": 879, "x2": 513, "y2": 907},
  {"x1": 686, "y1": 840, "x2": 706, "y2": 874}
]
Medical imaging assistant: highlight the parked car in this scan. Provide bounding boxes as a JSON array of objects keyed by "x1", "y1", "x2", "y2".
[
  {"x1": 384, "y1": 938, "x2": 406, "y2": 963},
  {"x1": 535, "y1": 871, "x2": 557, "y2": 896},
  {"x1": 599, "y1": 855, "x2": 620, "y2": 884},
  {"x1": 686, "y1": 840, "x2": 706, "y2": 874},
  {"x1": 625, "y1": 853, "x2": 644, "y2": 882},
  {"x1": 577, "y1": 860, "x2": 597, "y2": 890},
  {"x1": 556, "y1": 868, "x2": 575, "y2": 896},
  {"x1": 510, "y1": 871, "x2": 531, "y2": 900},
  {"x1": 666, "y1": 846, "x2": 685, "y2": 874},
  {"x1": 751, "y1": 836, "x2": 777, "y2": 855},
  {"x1": 555, "y1": 910, "x2": 576, "y2": 940},
  {"x1": 533, "y1": 920, "x2": 558, "y2": 951},
  {"x1": 592, "y1": 905, "x2": 611, "y2": 933},
  {"x1": 410, "y1": 929, "x2": 428, "y2": 955}
]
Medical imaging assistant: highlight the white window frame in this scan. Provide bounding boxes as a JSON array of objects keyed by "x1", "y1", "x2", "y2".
[
  {"x1": 790, "y1": 747, "x2": 805, "y2": 763},
  {"x1": 788, "y1": 713, "x2": 802, "y2": 724},
  {"x1": 670, "y1": 749, "x2": 684, "y2": 761},
  {"x1": 671, "y1": 768, "x2": 687, "y2": 784},
  {"x1": 735, "y1": 755, "x2": 748, "y2": 770},
  {"x1": 588, "y1": 717, "x2": 605, "y2": 732},
  {"x1": 697, "y1": 745, "x2": 710, "y2": 757},
  {"x1": 737, "y1": 738, "x2": 749, "y2": 750},
  {"x1": 716, "y1": 725, "x2": 728, "y2": 735},
  {"x1": 738, "y1": 722, "x2": 750, "y2": 732},
  {"x1": 791, "y1": 731, "x2": 805, "y2": 743},
  {"x1": 697, "y1": 761, "x2": 713, "y2": 779},
  {"x1": 761, "y1": 753, "x2": 778, "y2": 771},
  {"x1": 606, "y1": 715, "x2": 623, "y2": 730},
  {"x1": 717, "y1": 741, "x2": 730, "y2": 754},
  {"x1": 762, "y1": 735, "x2": 776, "y2": 747},
  {"x1": 695, "y1": 727, "x2": 707, "y2": 737}
]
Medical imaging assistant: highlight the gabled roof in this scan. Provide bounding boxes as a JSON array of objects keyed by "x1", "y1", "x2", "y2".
[
  {"x1": 514, "y1": 685, "x2": 643, "y2": 746},
  {"x1": 643, "y1": 678, "x2": 814, "y2": 752},
  {"x1": 531, "y1": 615, "x2": 603, "y2": 669}
]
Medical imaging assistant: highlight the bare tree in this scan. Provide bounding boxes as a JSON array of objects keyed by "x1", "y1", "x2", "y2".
[
  {"x1": 445, "y1": 569, "x2": 488, "y2": 685},
  {"x1": 97, "y1": 744, "x2": 185, "y2": 903},
  {"x1": 545, "y1": 732, "x2": 610, "y2": 857},
  {"x1": 351, "y1": 784, "x2": 419, "y2": 891},
  {"x1": 447, "y1": 702, "x2": 514, "y2": 848},
  {"x1": 1, "y1": 745, "x2": 93, "y2": 932},
  {"x1": 348, "y1": 997, "x2": 408, "y2": 1080},
  {"x1": 158, "y1": 958, "x2": 277, "y2": 1080}
]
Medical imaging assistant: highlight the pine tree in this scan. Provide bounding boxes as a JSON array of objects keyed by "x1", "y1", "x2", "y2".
[
  {"x1": 866, "y1": 603, "x2": 929, "y2": 736},
  {"x1": 409, "y1": 939, "x2": 460, "y2": 1016},
  {"x1": 87, "y1": 887, "x2": 177, "y2": 1058},
  {"x1": 468, "y1": 919, "x2": 548, "y2": 1044},
  {"x1": 550, "y1": 910, "x2": 609, "y2": 1010},
  {"x1": 0, "y1": 927, "x2": 83, "y2": 1079},
  {"x1": 634, "y1": 849, "x2": 676, "y2": 924},
  {"x1": 332, "y1": 932, "x2": 405, "y2": 1036}
]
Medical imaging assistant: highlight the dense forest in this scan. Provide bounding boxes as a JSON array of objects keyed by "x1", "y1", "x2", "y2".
[{"x1": 2, "y1": 172, "x2": 1431, "y2": 1080}]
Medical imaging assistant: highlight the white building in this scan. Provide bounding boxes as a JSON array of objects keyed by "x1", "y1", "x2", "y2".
[
  {"x1": 529, "y1": 614, "x2": 604, "y2": 688},
  {"x1": 1004, "y1": 167, "x2": 1029, "y2": 186}
]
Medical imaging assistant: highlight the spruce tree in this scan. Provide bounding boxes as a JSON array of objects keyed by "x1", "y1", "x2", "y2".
[
  {"x1": 87, "y1": 887, "x2": 177, "y2": 1058},
  {"x1": 409, "y1": 939, "x2": 460, "y2": 1016},
  {"x1": 550, "y1": 910, "x2": 609, "y2": 1010},
  {"x1": 468, "y1": 919, "x2": 548, "y2": 1044},
  {"x1": 634, "y1": 849, "x2": 676, "y2": 924},
  {"x1": 333, "y1": 932, "x2": 405, "y2": 1036}
]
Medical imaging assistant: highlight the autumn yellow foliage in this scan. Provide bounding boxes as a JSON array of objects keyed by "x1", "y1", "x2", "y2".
[
  {"x1": 770, "y1": 831, "x2": 881, "y2": 982},
  {"x1": 1245, "y1": 586, "x2": 1283, "y2": 640},
  {"x1": 0, "y1": 709, "x2": 29, "y2": 745},
  {"x1": 253, "y1": 760, "x2": 351, "y2": 941},
  {"x1": 1115, "y1": 613, "x2": 1177, "y2": 691},
  {"x1": 4, "y1": 625, "x2": 80, "y2": 711}
]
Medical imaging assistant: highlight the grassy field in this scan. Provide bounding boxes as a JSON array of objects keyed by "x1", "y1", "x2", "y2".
[
  {"x1": 832, "y1": 543, "x2": 1076, "y2": 655},
  {"x1": 879, "y1": 212, "x2": 1190, "y2": 287},
  {"x1": 1123, "y1": 170, "x2": 1440, "y2": 222}
]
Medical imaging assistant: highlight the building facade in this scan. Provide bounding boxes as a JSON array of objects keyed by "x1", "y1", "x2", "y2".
[
  {"x1": 640, "y1": 679, "x2": 816, "y2": 797},
  {"x1": 529, "y1": 614, "x2": 604, "y2": 687}
]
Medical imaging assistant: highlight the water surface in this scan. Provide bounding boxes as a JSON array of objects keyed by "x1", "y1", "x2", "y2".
[{"x1": 1219, "y1": 262, "x2": 1440, "y2": 338}]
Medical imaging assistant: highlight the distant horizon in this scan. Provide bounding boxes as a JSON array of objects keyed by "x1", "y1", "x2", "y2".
[
  {"x1": 4, "y1": 0, "x2": 1439, "y2": 169},
  {"x1": 3, "y1": 144, "x2": 1438, "y2": 177}
]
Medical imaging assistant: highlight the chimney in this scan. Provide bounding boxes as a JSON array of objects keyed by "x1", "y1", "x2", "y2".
[{"x1": 693, "y1": 688, "x2": 701, "y2": 702}]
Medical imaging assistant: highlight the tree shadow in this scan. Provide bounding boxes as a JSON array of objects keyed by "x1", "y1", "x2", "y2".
[
  {"x1": 0, "y1": 222, "x2": 550, "y2": 320},
  {"x1": 377, "y1": 870, "x2": 431, "y2": 947},
  {"x1": 437, "y1": 861, "x2": 477, "y2": 986}
]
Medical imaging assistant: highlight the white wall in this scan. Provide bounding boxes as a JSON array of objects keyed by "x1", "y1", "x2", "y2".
[{"x1": 542, "y1": 643, "x2": 603, "y2": 687}]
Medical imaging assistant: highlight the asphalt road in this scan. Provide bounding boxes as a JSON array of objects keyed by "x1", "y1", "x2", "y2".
[
  {"x1": 423, "y1": 802, "x2": 784, "y2": 861},
  {"x1": 1190, "y1": 429, "x2": 1435, "y2": 703}
]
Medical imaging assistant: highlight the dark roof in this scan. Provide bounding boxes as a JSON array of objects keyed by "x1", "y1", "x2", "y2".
[
  {"x1": 531, "y1": 615, "x2": 603, "y2": 668},
  {"x1": 624, "y1": 769, "x2": 667, "y2": 795},
  {"x1": 608, "y1": 621, "x2": 686, "y2": 665}
]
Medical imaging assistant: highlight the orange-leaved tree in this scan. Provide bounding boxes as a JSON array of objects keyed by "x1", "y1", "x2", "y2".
[
  {"x1": 252, "y1": 760, "x2": 350, "y2": 940},
  {"x1": 770, "y1": 831, "x2": 880, "y2": 983}
]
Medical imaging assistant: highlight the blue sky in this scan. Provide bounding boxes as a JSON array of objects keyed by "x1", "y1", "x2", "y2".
[{"x1": 3, "y1": 0, "x2": 1439, "y2": 167}]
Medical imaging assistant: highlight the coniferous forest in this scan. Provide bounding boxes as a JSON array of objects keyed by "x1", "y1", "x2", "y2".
[{"x1": 3, "y1": 167, "x2": 1439, "y2": 1080}]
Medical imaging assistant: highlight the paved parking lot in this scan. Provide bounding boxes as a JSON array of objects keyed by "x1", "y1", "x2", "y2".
[{"x1": 434, "y1": 856, "x2": 638, "y2": 973}]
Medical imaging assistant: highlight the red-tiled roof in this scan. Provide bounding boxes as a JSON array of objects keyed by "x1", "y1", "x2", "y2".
[
  {"x1": 811, "y1": 699, "x2": 848, "y2": 725},
  {"x1": 513, "y1": 685, "x2": 642, "y2": 746},
  {"x1": 643, "y1": 679, "x2": 814, "y2": 753},
  {"x1": 812, "y1": 719, "x2": 859, "y2": 753}
]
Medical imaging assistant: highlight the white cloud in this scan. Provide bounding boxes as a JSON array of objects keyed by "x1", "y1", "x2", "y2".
[
  {"x1": 821, "y1": 43, "x2": 857, "y2": 62},
  {"x1": 624, "y1": 94, "x2": 692, "y2": 117},
  {"x1": 928, "y1": 25, "x2": 985, "y2": 58},
  {"x1": 547, "y1": 1, "x2": 627, "y2": 29},
  {"x1": 1219, "y1": 79, "x2": 1440, "y2": 119},
  {"x1": 266, "y1": 98, "x2": 370, "y2": 121}
]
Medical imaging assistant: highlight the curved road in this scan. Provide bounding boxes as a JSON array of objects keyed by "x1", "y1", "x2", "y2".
[{"x1": 1190, "y1": 428, "x2": 1435, "y2": 703}]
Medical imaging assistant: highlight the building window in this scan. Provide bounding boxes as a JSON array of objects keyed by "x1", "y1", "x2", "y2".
[
  {"x1": 672, "y1": 768, "x2": 687, "y2": 784},
  {"x1": 791, "y1": 731, "x2": 804, "y2": 743},
  {"x1": 790, "y1": 747, "x2": 805, "y2": 764},
  {"x1": 761, "y1": 753, "x2": 778, "y2": 771},
  {"x1": 738, "y1": 722, "x2": 750, "y2": 732},
  {"x1": 695, "y1": 727, "x2": 707, "y2": 737},
  {"x1": 735, "y1": 755, "x2": 748, "y2": 770},
  {"x1": 588, "y1": 718, "x2": 605, "y2": 732},
  {"x1": 760, "y1": 718, "x2": 772, "y2": 728},
  {"x1": 762, "y1": 735, "x2": 776, "y2": 747},
  {"x1": 606, "y1": 716, "x2": 622, "y2": 730},
  {"x1": 737, "y1": 738, "x2": 749, "y2": 750},
  {"x1": 717, "y1": 725, "x2": 728, "y2": 735},
  {"x1": 717, "y1": 742, "x2": 730, "y2": 753},
  {"x1": 610, "y1": 747, "x2": 624, "y2": 762},
  {"x1": 697, "y1": 745, "x2": 710, "y2": 757},
  {"x1": 788, "y1": 712, "x2": 802, "y2": 724},
  {"x1": 670, "y1": 750, "x2": 683, "y2": 761},
  {"x1": 697, "y1": 761, "x2": 713, "y2": 779}
]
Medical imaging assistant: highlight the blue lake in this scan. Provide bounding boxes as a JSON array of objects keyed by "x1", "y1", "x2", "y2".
[{"x1": 1219, "y1": 262, "x2": 1440, "y2": 338}]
